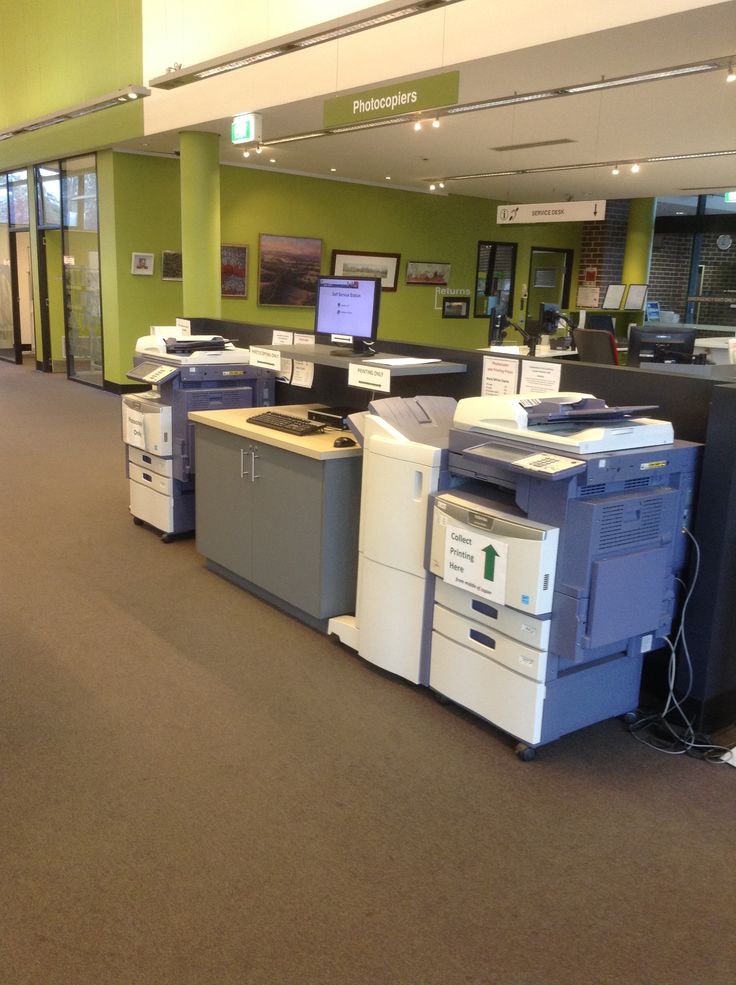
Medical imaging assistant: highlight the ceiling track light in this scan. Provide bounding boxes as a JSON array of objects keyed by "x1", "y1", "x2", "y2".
[
  {"x1": 631, "y1": 163, "x2": 640, "y2": 173},
  {"x1": 414, "y1": 119, "x2": 423, "y2": 131},
  {"x1": 727, "y1": 63, "x2": 736, "y2": 82},
  {"x1": 0, "y1": 84, "x2": 150, "y2": 140},
  {"x1": 612, "y1": 165, "x2": 620, "y2": 175},
  {"x1": 432, "y1": 115, "x2": 440, "y2": 128},
  {"x1": 149, "y1": 0, "x2": 466, "y2": 88}
]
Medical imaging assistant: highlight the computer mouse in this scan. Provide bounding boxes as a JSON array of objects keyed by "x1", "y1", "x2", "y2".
[{"x1": 333, "y1": 436, "x2": 357, "y2": 448}]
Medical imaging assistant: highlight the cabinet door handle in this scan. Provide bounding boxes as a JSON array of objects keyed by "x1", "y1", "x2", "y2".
[
  {"x1": 251, "y1": 448, "x2": 261, "y2": 482},
  {"x1": 240, "y1": 447, "x2": 250, "y2": 478}
]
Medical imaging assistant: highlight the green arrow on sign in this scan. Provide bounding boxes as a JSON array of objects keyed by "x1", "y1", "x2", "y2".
[{"x1": 483, "y1": 544, "x2": 500, "y2": 581}]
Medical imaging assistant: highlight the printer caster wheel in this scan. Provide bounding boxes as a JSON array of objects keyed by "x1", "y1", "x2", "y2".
[
  {"x1": 433, "y1": 691, "x2": 451, "y2": 705},
  {"x1": 132, "y1": 516, "x2": 144, "y2": 526},
  {"x1": 515, "y1": 743, "x2": 536, "y2": 762},
  {"x1": 161, "y1": 532, "x2": 175, "y2": 543},
  {"x1": 622, "y1": 710, "x2": 640, "y2": 726}
]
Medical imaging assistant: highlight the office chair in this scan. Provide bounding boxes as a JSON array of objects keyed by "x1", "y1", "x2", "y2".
[{"x1": 573, "y1": 328, "x2": 619, "y2": 365}]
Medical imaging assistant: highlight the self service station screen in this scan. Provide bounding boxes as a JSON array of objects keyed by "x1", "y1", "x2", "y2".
[{"x1": 314, "y1": 276, "x2": 381, "y2": 347}]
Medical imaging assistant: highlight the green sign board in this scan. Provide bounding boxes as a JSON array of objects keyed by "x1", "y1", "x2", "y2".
[
  {"x1": 231, "y1": 113, "x2": 262, "y2": 145},
  {"x1": 324, "y1": 71, "x2": 459, "y2": 129}
]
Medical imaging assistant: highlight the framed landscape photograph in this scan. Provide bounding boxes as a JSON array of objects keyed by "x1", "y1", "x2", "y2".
[
  {"x1": 331, "y1": 249, "x2": 400, "y2": 291},
  {"x1": 161, "y1": 250, "x2": 183, "y2": 282},
  {"x1": 442, "y1": 296, "x2": 470, "y2": 319},
  {"x1": 259, "y1": 234, "x2": 322, "y2": 306},
  {"x1": 406, "y1": 260, "x2": 451, "y2": 286},
  {"x1": 221, "y1": 244, "x2": 248, "y2": 298},
  {"x1": 131, "y1": 252, "x2": 154, "y2": 276}
]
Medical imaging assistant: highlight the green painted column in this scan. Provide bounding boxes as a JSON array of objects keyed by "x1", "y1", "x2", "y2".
[
  {"x1": 622, "y1": 197, "x2": 656, "y2": 288},
  {"x1": 179, "y1": 131, "x2": 221, "y2": 318}
]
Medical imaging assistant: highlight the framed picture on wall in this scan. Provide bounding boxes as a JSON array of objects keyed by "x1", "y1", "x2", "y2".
[
  {"x1": 442, "y1": 296, "x2": 470, "y2": 318},
  {"x1": 624, "y1": 283, "x2": 648, "y2": 310},
  {"x1": 258, "y1": 234, "x2": 322, "y2": 306},
  {"x1": 161, "y1": 250, "x2": 183, "y2": 281},
  {"x1": 131, "y1": 252, "x2": 154, "y2": 275},
  {"x1": 331, "y1": 249, "x2": 400, "y2": 291},
  {"x1": 221, "y1": 244, "x2": 248, "y2": 298},
  {"x1": 406, "y1": 260, "x2": 451, "y2": 286}
]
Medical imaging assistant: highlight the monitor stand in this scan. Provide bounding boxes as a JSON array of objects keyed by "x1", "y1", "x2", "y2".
[{"x1": 331, "y1": 340, "x2": 376, "y2": 357}]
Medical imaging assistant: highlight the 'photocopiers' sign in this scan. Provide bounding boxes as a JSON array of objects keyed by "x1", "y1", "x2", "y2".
[
  {"x1": 497, "y1": 200, "x2": 606, "y2": 224},
  {"x1": 443, "y1": 523, "x2": 508, "y2": 605},
  {"x1": 324, "y1": 71, "x2": 459, "y2": 128}
]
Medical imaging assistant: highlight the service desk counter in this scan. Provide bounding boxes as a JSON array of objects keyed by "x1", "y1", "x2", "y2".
[{"x1": 189, "y1": 404, "x2": 362, "y2": 630}]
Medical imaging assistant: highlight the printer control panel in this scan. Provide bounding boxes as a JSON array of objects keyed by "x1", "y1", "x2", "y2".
[{"x1": 511, "y1": 452, "x2": 586, "y2": 479}]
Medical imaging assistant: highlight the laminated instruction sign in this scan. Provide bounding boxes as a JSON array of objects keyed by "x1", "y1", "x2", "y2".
[{"x1": 443, "y1": 521, "x2": 508, "y2": 605}]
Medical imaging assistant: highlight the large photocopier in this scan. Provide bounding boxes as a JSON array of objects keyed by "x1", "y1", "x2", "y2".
[
  {"x1": 122, "y1": 334, "x2": 274, "y2": 539},
  {"x1": 427, "y1": 392, "x2": 701, "y2": 756}
]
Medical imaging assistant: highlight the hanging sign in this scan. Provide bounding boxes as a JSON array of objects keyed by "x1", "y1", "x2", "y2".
[
  {"x1": 497, "y1": 200, "x2": 606, "y2": 224},
  {"x1": 324, "y1": 71, "x2": 459, "y2": 128}
]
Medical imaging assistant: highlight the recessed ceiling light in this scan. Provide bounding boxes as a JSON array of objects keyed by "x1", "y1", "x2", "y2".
[
  {"x1": 385, "y1": 176, "x2": 391, "y2": 181},
  {"x1": 414, "y1": 120, "x2": 422, "y2": 131},
  {"x1": 330, "y1": 167, "x2": 337, "y2": 172},
  {"x1": 631, "y1": 163, "x2": 640, "y2": 173},
  {"x1": 269, "y1": 158, "x2": 276, "y2": 163}
]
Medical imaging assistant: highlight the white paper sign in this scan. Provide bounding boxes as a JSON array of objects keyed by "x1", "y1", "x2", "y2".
[
  {"x1": 272, "y1": 330, "x2": 293, "y2": 345},
  {"x1": 249, "y1": 346, "x2": 282, "y2": 371},
  {"x1": 175, "y1": 318, "x2": 191, "y2": 335},
  {"x1": 576, "y1": 286, "x2": 600, "y2": 308},
  {"x1": 443, "y1": 522, "x2": 508, "y2": 605},
  {"x1": 348, "y1": 362, "x2": 391, "y2": 392},
  {"x1": 291, "y1": 360, "x2": 315, "y2": 388},
  {"x1": 124, "y1": 408, "x2": 145, "y2": 447},
  {"x1": 497, "y1": 200, "x2": 606, "y2": 224},
  {"x1": 482, "y1": 356, "x2": 519, "y2": 396},
  {"x1": 276, "y1": 358, "x2": 293, "y2": 383},
  {"x1": 294, "y1": 333, "x2": 316, "y2": 346},
  {"x1": 519, "y1": 360, "x2": 562, "y2": 393}
]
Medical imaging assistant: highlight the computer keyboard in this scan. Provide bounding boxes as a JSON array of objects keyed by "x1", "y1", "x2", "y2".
[{"x1": 248, "y1": 411, "x2": 326, "y2": 436}]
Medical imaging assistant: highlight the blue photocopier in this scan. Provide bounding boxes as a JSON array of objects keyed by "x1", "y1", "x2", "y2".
[
  {"x1": 122, "y1": 334, "x2": 274, "y2": 539},
  {"x1": 427, "y1": 392, "x2": 701, "y2": 756}
]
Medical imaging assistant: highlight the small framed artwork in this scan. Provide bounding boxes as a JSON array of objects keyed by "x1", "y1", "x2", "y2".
[
  {"x1": 221, "y1": 244, "x2": 248, "y2": 298},
  {"x1": 331, "y1": 249, "x2": 400, "y2": 291},
  {"x1": 131, "y1": 252, "x2": 154, "y2": 276},
  {"x1": 259, "y1": 234, "x2": 322, "y2": 306},
  {"x1": 624, "y1": 283, "x2": 648, "y2": 311},
  {"x1": 161, "y1": 250, "x2": 183, "y2": 281},
  {"x1": 406, "y1": 260, "x2": 451, "y2": 286},
  {"x1": 442, "y1": 296, "x2": 470, "y2": 319}
]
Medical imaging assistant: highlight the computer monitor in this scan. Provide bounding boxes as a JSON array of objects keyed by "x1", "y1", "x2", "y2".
[
  {"x1": 585, "y1": 313, "x2": 615, "y2": 335},
  {"x1": 314, "y1": 276, "x2": 381, "y2": 356},
  {"x1": 538, "y1": 303, "x2": 561, "y2": 333},
  {"x1": 627, "y1": 325, "x2": 697, "y2": 367}
]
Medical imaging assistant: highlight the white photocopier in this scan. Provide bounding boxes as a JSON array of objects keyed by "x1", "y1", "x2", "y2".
[
  {"x1": 122, "y1": 334, "x2": 274, "y2": 539},
  {"x1": 427, "y1": 392, "x2": 701, "y2": 756}
]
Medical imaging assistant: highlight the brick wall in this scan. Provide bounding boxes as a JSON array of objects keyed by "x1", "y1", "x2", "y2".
[
  {"x1": 699, "y1": 234, "x2": 736, "y2": 324},
  {"x1": 577, "y1": 199, "x2": 630, "y2": 300},
  {"x1": 650, "y1": 233, "x2": 693, "y2": 319}
]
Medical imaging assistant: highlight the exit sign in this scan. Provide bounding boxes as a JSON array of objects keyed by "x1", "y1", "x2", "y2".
[
  {"x1": 725, "y1": 191, "x2": 736, "y2": 203},
  {"x1": 231, "y1": 113, "x2": 262, "y2": 145}
]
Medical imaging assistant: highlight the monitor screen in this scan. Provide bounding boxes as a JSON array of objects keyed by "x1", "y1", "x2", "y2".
[
  {"x1": 627, "y1": 326, "x2": 696, "y2": 367},
  {"x1": 646, "y1": 300, "x2": 661, "y2": 322},
  {"x1": 586, "y1": 313, "x2": 615, "y2": 335},
  {"x1": 314, "y1": 276, "x2": 381, "y2": 356}
]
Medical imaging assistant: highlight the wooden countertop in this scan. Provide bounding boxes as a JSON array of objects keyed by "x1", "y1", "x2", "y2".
[{"x1": 189, "y1": 404, "x2": 363, "y2": 460}]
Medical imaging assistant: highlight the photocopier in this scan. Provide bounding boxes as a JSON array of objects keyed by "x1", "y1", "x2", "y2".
[
  {"x1": 427, "y1": 392, "x2": 701, "y2": 754},
  {"x1": 122, "y1": 334, "x2": 274, "y2": 539}
]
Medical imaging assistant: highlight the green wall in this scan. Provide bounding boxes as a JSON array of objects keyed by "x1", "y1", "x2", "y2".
[
  {"x1": 219, "y1": 167, "x2": 582, "y2": 350},
  {"x1": 0, "y1": 1, "x2": 143, "y2": 172},
  {"x1": 95, "y1": 154, "x2": 583, "y2": 383},
  {"x1": 100, "y1": 152, "x2": 183, "y2": 383}
]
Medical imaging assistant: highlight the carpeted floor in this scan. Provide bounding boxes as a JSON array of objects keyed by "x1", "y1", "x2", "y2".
[{"x1": 1, "y1": 359, "x2": 734, "y2": 985}]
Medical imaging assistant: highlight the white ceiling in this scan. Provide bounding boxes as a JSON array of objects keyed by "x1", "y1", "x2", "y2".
[{"x1": 121, "y1": 1, "x2": 736, "y2": 205}]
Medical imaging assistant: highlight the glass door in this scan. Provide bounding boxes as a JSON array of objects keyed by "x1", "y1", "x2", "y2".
[
  {"x1": 60, "y1": 154, "x2": 103, "y2": 386},
  {"x1": 0, "y1": 171, "x2": 31, "y2": 364}
]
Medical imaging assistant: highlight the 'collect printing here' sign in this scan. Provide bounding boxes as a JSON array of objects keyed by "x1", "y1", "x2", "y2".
[{"x1": 443, "y1": 521, "x2": 508, "y2": 605}]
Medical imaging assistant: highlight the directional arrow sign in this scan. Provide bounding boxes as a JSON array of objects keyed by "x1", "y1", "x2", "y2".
[{"x1": 483, "y1": 543, "x2": 500, "y2": 581}]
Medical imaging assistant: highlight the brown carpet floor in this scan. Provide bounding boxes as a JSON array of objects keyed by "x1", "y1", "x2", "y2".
[{"x1": 1, "y1": 358, "x2": 734, "y2": 985}]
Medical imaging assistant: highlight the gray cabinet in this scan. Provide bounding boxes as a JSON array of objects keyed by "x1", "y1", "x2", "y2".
[{"x1": 194, "y1": 424, "x2": 361, "y2": 623}]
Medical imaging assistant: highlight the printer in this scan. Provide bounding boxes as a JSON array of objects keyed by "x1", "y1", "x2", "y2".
[
  {"x1": 122, "y1": 334, "x2": 274, "y2": 539},
  {"x1": 328, "y1": 395, "x2": 458, "y2": 684},
  {"x1": 427, "y1": 392, "x2": 701, "y2": 754}
]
